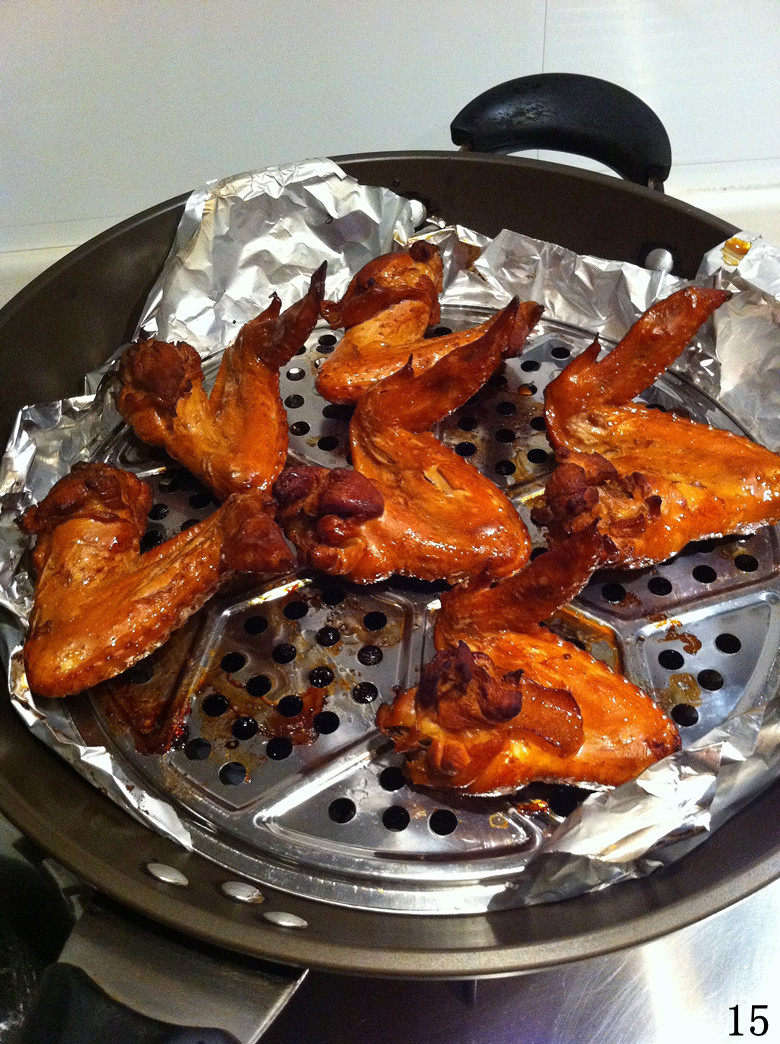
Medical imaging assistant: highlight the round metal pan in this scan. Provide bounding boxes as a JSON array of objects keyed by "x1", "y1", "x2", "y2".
[
  {"x1": 0, "y1": 687, "x2": 776, "y2": 977},
  {"x1": 0, "y1": 151, "x2": 734, "y2": 441},
  {"x1": 0, "y1": 134, "x2": 776, "y2": 982}
]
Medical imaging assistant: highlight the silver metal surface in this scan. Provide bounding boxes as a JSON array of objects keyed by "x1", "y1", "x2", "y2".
[
  {"x1": 44, "y1": 304, "x2": 777, "y2": 916},
  {"x1": 52, "y1": 877, "x2": 780, "y2": 1044},
  {"x1": 258, "y1": 877, "x2": 780, "y2": 1043},
  {"x1": 644, "y1": 246, "x2": 675, "y2": 272},
  {"x1": 487, "y1": 877, "x2": 780, "y2": 1044},
  {"x1": 59, "y1": 904, "x2": 306, "y2": 1044},
  {"x1": 0, "y1": 805, "x2": 775, "y2": 1043},
  {"x1": 145, "y1": 862, "x2": 189, "y2": 887}
]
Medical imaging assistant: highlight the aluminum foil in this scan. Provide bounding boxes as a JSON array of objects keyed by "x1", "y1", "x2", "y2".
[
  {"x1": 697, "y1": 233, "x2": 780, "y2": 448},
  {"x1": 0, "y1": 158, "x2": 778, "y2": 907},
  {"x1": 136, "y1": 158, "x2": 426, "y2": 353}
]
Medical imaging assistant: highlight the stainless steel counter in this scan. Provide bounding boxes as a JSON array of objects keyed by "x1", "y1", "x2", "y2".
[
  {"x1": 265, "y1": 878, "x2": 779, "y2": 1044},
  {"x1": 0, "y1": 799, "x2": 777, "y2": 1042}
]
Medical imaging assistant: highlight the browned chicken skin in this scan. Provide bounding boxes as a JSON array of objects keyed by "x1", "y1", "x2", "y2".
[
  {"x1": 317, "y1": 240, "x2": 543, "y2": 406},
  {"x1": 317, "y1": 293, "x2": 543, "y2": 405},
  {"x1": 532, "y1": 286, "x2": 780, "y2": 567},
  {"x1": 378, "y1": 526, "x2": 680, "y2": 793},
  {"x1": 275, "y1": 299, "x2": 533, "y2": 584},
  {"x1": 320, "y1": 241, "x2": 443, "y2": 329},
  {"x1": 22, "y1": 463, "x2": 293, "y2": 698},
  {"x1": 116, "y1": 265, "x2": 326, "y2": 499}
]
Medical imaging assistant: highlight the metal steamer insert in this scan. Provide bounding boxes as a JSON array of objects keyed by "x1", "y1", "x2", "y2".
[{"x1": 72, "y1": 305, "x2": 779, "y2": 915}]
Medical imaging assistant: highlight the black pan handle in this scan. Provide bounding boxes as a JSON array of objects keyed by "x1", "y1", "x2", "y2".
[{"x1": 451, "y1": 73, "x2": 671, "y2": 189}]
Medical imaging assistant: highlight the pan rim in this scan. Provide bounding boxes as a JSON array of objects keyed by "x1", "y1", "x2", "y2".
[
  {"x1": 0, "y1": 153, "x2": 761, "y2": 976},
  {"x1": 0, "y1": 658, "x2": 777, "y2": 977},
  {"x1": 0, "y1": 150, "x2": 737, "y2": 338}
]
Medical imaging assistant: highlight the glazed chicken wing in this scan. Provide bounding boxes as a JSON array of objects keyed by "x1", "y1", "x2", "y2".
[
  {"x1": 316, "y1": 296, "x2": 543, "y2": 404},
  {"x1": 22, "y1": 462, "x2": 293, "y2": 698},
  {"x1": 117, "y1": 265, "x2": 326, "y2": 499},
  {"x1": 320, "y1": 242, "x2": 443, "y2": 329},
  {"x1": 532, "y1": 286, "x2": 780, "y2": 567},
  {"x1": 275, "y1": 299, "x2": 533, "y2": 584},
  {"x1": 378, "y1": 526, "x2": 680, "y2": 793}
]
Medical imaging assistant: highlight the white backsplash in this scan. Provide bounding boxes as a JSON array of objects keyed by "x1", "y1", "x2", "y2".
[{"x1": 2, "y1": 0, "x2": 778, "y2": 280}]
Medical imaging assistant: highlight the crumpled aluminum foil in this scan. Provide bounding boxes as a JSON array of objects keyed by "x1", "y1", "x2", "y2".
[
  {"x1": 136, "y1": 158, "x2": 426, "y2": 353},
  {"x1": 697, "y1": 233, "x2": 780, "y2": 447},
  {"x1": 0, "y1": 158, "x2": 778, "y2": 902}
]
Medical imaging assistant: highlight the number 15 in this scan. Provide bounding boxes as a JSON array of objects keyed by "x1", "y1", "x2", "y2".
[{"x1": 730, "y1": 1004, "x2": 769, "y2": 1037}]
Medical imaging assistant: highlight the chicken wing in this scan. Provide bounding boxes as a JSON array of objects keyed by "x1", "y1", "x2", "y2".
[
  {"x1": 275, "y1": 299, "x2": 533, "y2": 584},
  {"x1": 316, "y1": 297, "x2": 543, "y2": 404},
  {"x1": 117, "y1": 264, "x2": 326, "y2": 499},
  {"x1": 320, "y1": 242, "x2": 443, "y2": 329},
  {"x1": 532, "y1": 287, "x2": 780, "y2": 567},
  {"x1": 378, "y1": 526, "x2": 680, "y2": 793},
  {"x1": 22, "y1": 462, "x2": 293, "y2": 698}
]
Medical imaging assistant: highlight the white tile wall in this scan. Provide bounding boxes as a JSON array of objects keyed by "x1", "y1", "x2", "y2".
[
  {"x1": 3, "y1": 1, "x2": 547, "y2": 251},
  {"x1": 542, "y1": 0, "x2": 779, "y2": 169},
  {"x1": 2, "y1": 0, "x2": 778, "y2": 282}
]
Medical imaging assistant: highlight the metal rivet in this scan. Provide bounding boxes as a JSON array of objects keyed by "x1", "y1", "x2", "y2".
[
  {"x1": 263, "y1": 911, "x2": 308, "y2": 930},
  {"x1": 146, "y1": 862, "x2": 188, "y2": 886},
  {"x1": 221, "y1": 881, "x2": 264, "y2": 904},
  {"x1": 644, "y1": 247, "x2": 674, "y2": 272}
]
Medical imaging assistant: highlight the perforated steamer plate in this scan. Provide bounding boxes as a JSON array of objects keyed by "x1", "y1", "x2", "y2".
[{"x1": 67, "y1": 305, "x2": 779, "y2": 915}]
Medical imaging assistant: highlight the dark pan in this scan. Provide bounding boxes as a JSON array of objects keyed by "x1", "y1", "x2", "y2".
[{"x1": 0, "y1": 76, "x2": 775, "y2": 1042}]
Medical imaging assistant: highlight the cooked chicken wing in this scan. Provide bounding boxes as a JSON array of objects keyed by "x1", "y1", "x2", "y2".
[
  {"x1": 275, "y1": 299, "x2": 533, "y2": 584},
  {"x1": 532, "y1": 287, "x2": 780, "y2": 567},
  {"x1": 97, "y1": 617, "x2": 201, "y2": 755},
  {"x1": 117, "y1": 265, "x2": 326, "y2": 499},
  {"x1": 22, "y1": 463, "x2": 293, "y2": 698},
  {"x1": 378, "y1": 526, "x2": 680, "y2": 793},
  {"x1": 316, "y1": 296, "x2": 543, "y2": 404},
  {"x1": 320, "y1": 242, "x2": 443, "y2": 329}
]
